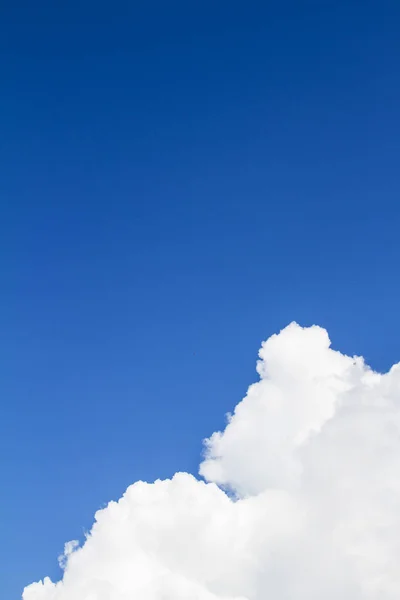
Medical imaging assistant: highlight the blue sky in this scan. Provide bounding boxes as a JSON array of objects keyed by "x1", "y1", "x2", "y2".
[{"x1": 1, "y1": 1, "x2": 400, "y2": 597}]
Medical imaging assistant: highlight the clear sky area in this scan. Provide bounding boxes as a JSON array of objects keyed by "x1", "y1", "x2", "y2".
[{"x1": 1, "y1": 2, "x2": 400, "y2": 598}]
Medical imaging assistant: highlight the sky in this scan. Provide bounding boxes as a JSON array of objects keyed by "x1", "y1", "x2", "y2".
[{"x1": 1, "y1": 1, "x2": 400, "y2": 597}]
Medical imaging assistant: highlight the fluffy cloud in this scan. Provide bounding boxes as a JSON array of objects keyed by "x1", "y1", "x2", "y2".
[{"x1": 23, "y1": 323, "x2": 400, "y2": 599}]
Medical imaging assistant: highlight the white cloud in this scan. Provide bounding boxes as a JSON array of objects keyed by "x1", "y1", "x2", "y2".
[{"x1": 23, "y1": 323, "x2": 400, "y2": 599}]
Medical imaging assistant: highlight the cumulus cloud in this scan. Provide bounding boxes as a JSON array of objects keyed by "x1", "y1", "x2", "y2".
[{"x1": 23, "y1": 323, "x2": 400, "y2": 599}]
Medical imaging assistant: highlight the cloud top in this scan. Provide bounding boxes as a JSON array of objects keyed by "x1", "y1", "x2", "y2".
[{"x1": 23, "y1": 323, "x2": 400, "y2": 599}]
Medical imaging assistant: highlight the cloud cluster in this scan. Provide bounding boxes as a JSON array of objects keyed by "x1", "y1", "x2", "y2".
[{"x1": 23, "y1": 323, "x2": 400, "y2": 599}]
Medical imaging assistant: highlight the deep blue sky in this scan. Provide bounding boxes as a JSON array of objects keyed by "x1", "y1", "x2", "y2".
[{"x1": 1, "y1": 1, "x2": 400, "y2": 597}]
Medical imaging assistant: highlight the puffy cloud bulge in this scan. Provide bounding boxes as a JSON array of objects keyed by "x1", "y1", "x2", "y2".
[{"x1": 24, "y1": 323, "x2": 400, "y2": 599}]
